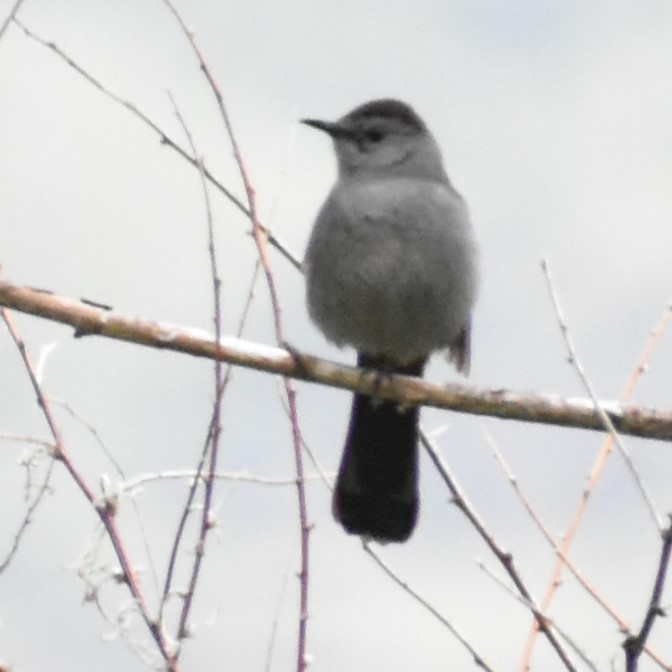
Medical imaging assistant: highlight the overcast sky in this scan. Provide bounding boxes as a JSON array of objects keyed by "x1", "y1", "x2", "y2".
[{"x1": 2, "y1": 2, "x2": 672, "y2": 671}]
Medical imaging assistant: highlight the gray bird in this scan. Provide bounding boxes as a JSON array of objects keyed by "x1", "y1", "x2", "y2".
[{"x1": 302, "y1": 99, "x2": 478, "y2": 542}]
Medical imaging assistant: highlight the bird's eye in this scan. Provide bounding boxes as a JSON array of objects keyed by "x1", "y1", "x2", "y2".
[{"x1": 364, "y1": 128, "x2": 385, "y2": 143}]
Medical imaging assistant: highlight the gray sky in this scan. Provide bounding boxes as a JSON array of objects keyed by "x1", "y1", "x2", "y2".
[{"x1": 1, "y1": 2, "x2": 672, "y2": 671}]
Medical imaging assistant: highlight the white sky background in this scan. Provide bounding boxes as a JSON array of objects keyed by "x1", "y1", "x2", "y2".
[{"x1": 1, "y1": 1, "x2": 672, "y2": 670}]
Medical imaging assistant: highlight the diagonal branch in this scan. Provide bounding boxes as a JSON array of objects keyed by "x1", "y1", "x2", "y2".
[
  {"x1": 520, "y1": 299, "x2": 672, "y2": 669},
  {"x1": 542, "y1": 259, "x2": 663, "y2": 529},
  {"x1": 0, "y1": 0, "x2": 26, "y2": 41},
  {"x1": 156, "y1": 5, "x2": 311, "y2": 669},
  {"x1": 165, "y1": 93, "x2": 225, "y2": 649},
  {"x1": 2, "y1": 280, "x2": 672, "y2": 443},
  {"x1": 11, "y1": 18, "x2": 301, "y2": 272},
  {"x1": 0, "y1": 447, "x2": 57, "y2": 574},
  {"x1": 1, "y1": 307, "x2": 179, "y2": 670},
  {"x1": 485, "y1": 426, "x2": 670, "y2": 669},
  {"x1": 623, "y1": 516, "x2": 672, "y2": 672},
  {"x1": 421, "y1": 431, "x2": 578, "y2": 671},
  {"x1": 363, "y1": 540, "x2": 496, "y2": 671}
]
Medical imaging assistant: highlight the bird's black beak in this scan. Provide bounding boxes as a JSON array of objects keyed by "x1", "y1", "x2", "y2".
[{"x1": 301, "y1": 118, "x2": 353, "y2": 139}]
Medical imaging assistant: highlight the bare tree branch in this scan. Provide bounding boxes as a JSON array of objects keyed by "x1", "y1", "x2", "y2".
[
  {"x1": 362, "y1": 540, "x2": 496, "y2": 671},
  {"x1": 542, "y1": 259, "x2": 663, "y2": 529},
  {"x1": 0, "y1": 443, "x2": 56, "y2": 574},
  {"x1": 156, "y1": 5, "x2": 312, "y2": 668},
  {"x1": 520, "y1": 298, "x2": 672, "y2": 668},
  {"x1": 422, "y1": 430, "x2": 577, "y2": 671},
  {"x1": 163, "y1": 93, "x2": 224, "y2": 650},
  {"x1": 11, "y1": 17, "x2": 302, "y2": 272},
  {"x1": 0, "y1": 0, "x2": 24, "y2": 41},
  {"x1": 1, "y1": 307, "x2": 180, "y2": 671},
  {"x1": 485, "y1": 425, "x2": 670, "y2": 669},
  {"x1": 623, "y1": 516, "x2": 672, "y2": 672},
  {"x1": 2, "y1": 280, "x2": 672, "y2": 443}
]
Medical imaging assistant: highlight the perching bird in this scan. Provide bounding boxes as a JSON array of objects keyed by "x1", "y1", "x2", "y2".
[{"x1": 303, "y1": 99, "x2": 478, "y2": 542}]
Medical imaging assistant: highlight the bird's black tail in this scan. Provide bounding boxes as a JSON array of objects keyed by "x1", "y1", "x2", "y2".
[{"x1": 332, "y1": 355, "x2": 425, "y2": 542}]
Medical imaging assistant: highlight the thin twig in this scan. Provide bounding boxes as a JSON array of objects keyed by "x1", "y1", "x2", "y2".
[
  {"x1": 160, "y1": 236, "x2": 258, "y2": 633},
  {"x1": 0, "y1": 433, "x2": 54, "y2": 449},
  {"x1": 11, "y1": 18, "x2": 301, "y2": 272},
  {"x1": 624, "y1": 515, "x2": 672, "y2": 672},
  {"x1": 0, "y1": 446, "x2": 56, "y2": 574},
  {"x1": 421, "y1": 429, "x2": 578, "y2": 671},
  {"x1": 520, "y1": 299, "x2": 672, "y2": 669},
  {"x1": 157, "y1": 6, "x2": 311, "y2": 669},
  {"x1": 120, "y1": 469, "x2": 326, "y2": 493},
  {"x1": 158, "y1": 140, "x2": 265, "y2": 634},
  {"x1": 277, "y1": 389, "x2": 335, "y2": 490},
  {"x1": 484, "y1": 425, "x2": 671, "y2": 669},
  {"x1": 264, "y1": 571, "x2": 292, "y2": 672},
  {"x1": 0, "y1": 0, "x2": 25, "y2": 41},
  {"x1": 1, "y1": 307, "x2": 179, "y2": 670},
  {"x1": 53, "y1": 398, "x2": 162, "y2": 602},
  {"x1": 541, "y1": 259, "x2": 663, "y2": 530},
  {"x1": 477, "y1": 560, "x2": 599, "y2": 671},
  {"x1": 362, "y1": 541, "x2": 495, "y2": 670},
  {"x1": 167, "y1": 94, "x2": 224, "y2": 646},
  {"x1": 53, "y1": 399, "x2": 127, "y2": 478},
  {"x1": 160, "y1": 411, "x2": 216, "y2": 634}
]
